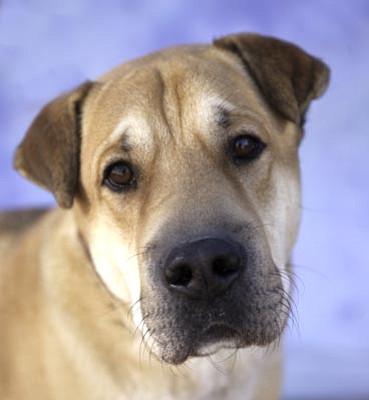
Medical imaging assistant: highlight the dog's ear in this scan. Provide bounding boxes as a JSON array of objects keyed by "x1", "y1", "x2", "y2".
[
  {"x1": 14, "y1": 81, "x2": 94, "y2": 208},
  {"x1": 213, "y1": 33, "x2": 330, "y2": 125}
]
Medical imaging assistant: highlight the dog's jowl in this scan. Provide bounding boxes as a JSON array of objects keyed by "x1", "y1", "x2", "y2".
[{"x1": 0, "y1": 33, "x2": 329, "y2": 400}]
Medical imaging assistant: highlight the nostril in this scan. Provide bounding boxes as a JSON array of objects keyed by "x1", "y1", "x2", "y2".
[
  {"x1": 165, "y1": 263, "x2": 193, "y2": 286},
  {"x1": 212, "y1": 255, "x2": 241, "y2": 278},
  {"x1": 164, "y1": 238, "x2": 245, "y2": 297}
]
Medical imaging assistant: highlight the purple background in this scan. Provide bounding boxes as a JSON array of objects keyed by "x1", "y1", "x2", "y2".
[{"x1": 1, "y1": 1, "x2": 368, "y2": 399}]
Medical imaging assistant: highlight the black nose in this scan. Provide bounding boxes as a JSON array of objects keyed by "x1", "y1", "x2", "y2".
[{"x1": 164, "y1": 238, "x2": 245, "y2": 298}]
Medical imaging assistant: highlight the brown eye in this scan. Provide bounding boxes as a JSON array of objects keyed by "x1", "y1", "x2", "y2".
[
  {"x1": 104, "y1": 162, "x2": 136, "y2": 192},
  {"x1": 231, "y1": 134, "x2": 266, "y2": 163}
]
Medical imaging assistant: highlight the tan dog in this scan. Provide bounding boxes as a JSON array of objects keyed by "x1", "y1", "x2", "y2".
[{"x1": 0, "y1": 33, "x2": 329, "y2": 400}]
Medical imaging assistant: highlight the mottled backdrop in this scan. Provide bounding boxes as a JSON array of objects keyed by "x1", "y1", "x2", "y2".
[{"x1": 1, "y1": 1, "x2": 368, "y2": 399}]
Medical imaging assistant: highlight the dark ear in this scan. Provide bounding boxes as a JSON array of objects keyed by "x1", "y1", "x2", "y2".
[
  {"x1": 213, "y1": 33, "x2": 330, "y2": 125},
  {"x1": 14, "y1": 81, "x2": 94, "y2": 208}
]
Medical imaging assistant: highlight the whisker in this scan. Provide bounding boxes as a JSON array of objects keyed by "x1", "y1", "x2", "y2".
[
  {"x1": 290, "y1": 262, "x2": 329, "y2": 281},
  {"x1": 127, "y1": 297, "x2": 143, "y2": 321},
  {"x1": 138, "y1": 316, "x2": 152, "y2": 367},
  {"x1": 207, "y1": 348, "x2": 239, "y2": 374}
]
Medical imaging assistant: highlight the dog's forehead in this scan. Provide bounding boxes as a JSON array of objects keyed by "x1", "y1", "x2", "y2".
[{"x1": 83, "y1": 45, "x2": 273, "y2": 152}]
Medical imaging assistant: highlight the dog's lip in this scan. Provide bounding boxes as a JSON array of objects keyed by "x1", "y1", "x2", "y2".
[
  {"x1": 201, "y1": 322, "x2": 239, "y2": 339},
  {"x1": 158, "y1": 322, "x2": 242, "y2": 364},
  {"x1": 187, "y1": 323, "x2": 241, "y2": 358}
]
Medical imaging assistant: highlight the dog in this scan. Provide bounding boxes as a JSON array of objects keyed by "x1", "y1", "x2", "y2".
[{"x1": 0, "y1": 33, "x2": 329, "y2": 400}]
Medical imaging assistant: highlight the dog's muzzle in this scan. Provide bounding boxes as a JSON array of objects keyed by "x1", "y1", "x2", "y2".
[{"x1": 140, "y1": 231, "x2": 286, "y2": 364}]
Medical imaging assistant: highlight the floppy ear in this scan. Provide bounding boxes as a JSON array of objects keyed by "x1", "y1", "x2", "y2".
[
  {"x1": 14, "y1": 81, "x2": 94, "y2": 208},
  {"x1": 213, "y1": 33, "x2": 330, "y2": 125}
]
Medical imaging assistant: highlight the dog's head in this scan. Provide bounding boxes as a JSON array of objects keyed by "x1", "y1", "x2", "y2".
[{"x1": 14, "y1": 33, "x2": 329, "y2": 364}]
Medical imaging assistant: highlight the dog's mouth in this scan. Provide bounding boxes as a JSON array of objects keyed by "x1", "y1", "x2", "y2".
[
  {"x1": 190, "y1": 323, "x2": 243, "y2": 356},
  {"x1": 157, "y1": 322, "x2": 244, "y2": 364},
  {"x1": 141, "y1": 289, "x2": 287, "y2": 364},
  {"x1": 198, "y1": 323, "x2": 240, "y2": 345}
]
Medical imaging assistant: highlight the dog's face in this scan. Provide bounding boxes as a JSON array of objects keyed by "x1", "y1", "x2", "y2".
[{"x1": 14, "y1": 34, "x2": 329, "y2": 364}]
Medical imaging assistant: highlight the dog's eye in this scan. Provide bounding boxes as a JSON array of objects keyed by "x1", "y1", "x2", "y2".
[
  {"x1": 103, "y1": 162, "x2": 136, "y2": 191},
  {"x1": 231, "y1": 134, "x2": 266, "y2": 163}
]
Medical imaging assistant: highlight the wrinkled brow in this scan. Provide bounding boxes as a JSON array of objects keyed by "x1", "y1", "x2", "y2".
[
  {"x1": 216, "y1": 107, "x2": 232, "y2": 129},
  {"x1": 95, "y1": 131, "x2": 133, "y2": 167},
  {"x1": 119, "y1": 131, "x2": 133, "y2": 152}
]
